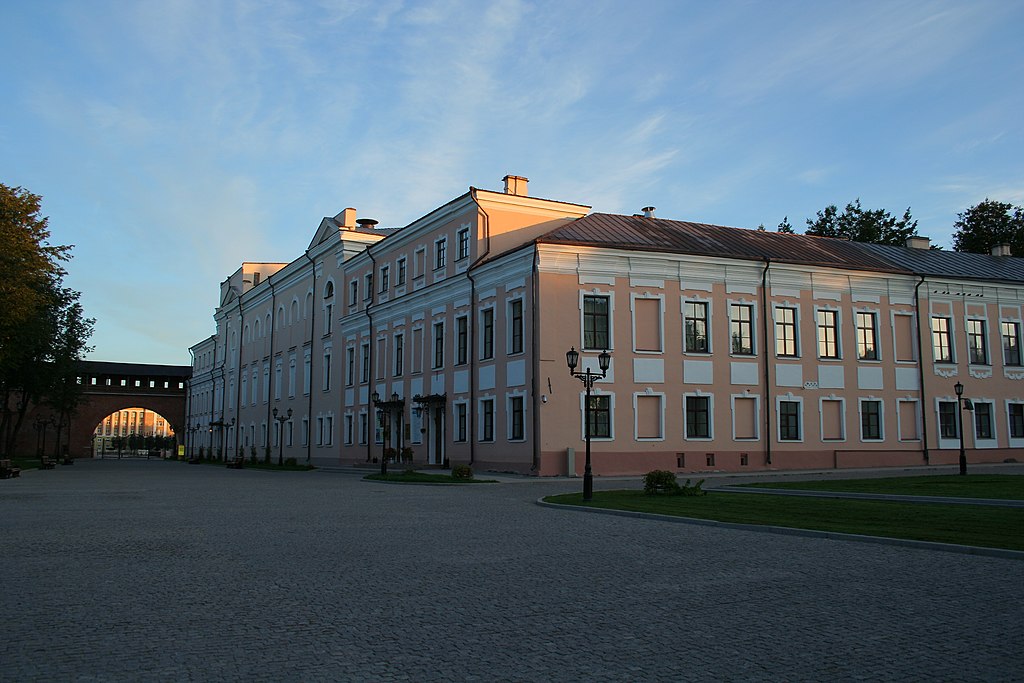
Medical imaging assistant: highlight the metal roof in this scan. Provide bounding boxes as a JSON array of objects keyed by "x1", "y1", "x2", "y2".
[{"x1": 538, "y1": 213, "x2": 1024, "y2": 283}]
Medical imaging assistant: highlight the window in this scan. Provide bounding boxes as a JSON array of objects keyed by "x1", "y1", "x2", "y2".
[
  {"x1": 361, "y1": 342, "x2": 370, "y2": 383},
  {"x1": 1002, "y1": 321, "x2": 1021, "y2": 366},
  {"x1": 397, "y1": 258, "x2": 407, "y2": 286},
  {"x1": 457, "y1": 227, "x2": 470, "y2": 260},
  {"x1": 322, "y1": 351, "x2": 331, "y2": 391},
  {"x1": 363, "y1": 273, "x2": 373, "y2": 301},
  {"x1": 775, "y1": 307, "x2": 797, "y2": 356},
  {"x1": 344, "y1": 415, "x2": 353, "y2": 445},
  {"x1": 394, "y1": 334, "x2": 404, "y2": 376},
  {"x1": 860, "y1": 400, "x2": 882, "y2": 440},
  {"x1": 817, "y1": 310, "x2": 839, "y2": 358},
  {"x1": 455, "y1": 403, "x2": 468, "y2": 442},
  {"x1": 938, "y1": 401, "x2": 958, "y2": 439},
  {"x1": 974, "y1": 402, "x2": 993, "y2": 440},
  {"x1": 684, "y1": 302, "x2": 709, "y2": 353},
  {"x1": 324, "y1": 415, "x2": 333, "y2": 446},
  {"x1": 509, "y1": 396, "x2": 524, "y2": 440},
  {"x1": 633, "y1": 297, "x2": 662, "y2": 352},
  {"x1": 481, "y1": 308, "x2": 494, "y2": 360},
  {"x1": 452, "y1": 316, "x2": 467, "y2": 365},
  {"x1": 434, "y1": 238, "x2": 447, "y2": 270},
  {"x1": 685, "y1": 396, "x2": 710, "y2": 439},
  {"x1": 967, "y1": 319, "x2": 988, "y2": 364},
  {"x1": 316, "y1": 417, "x2": 324, "y2": 446},
  {"x1": 433, "y1": 322, "x2": 444, "y2": 368},
  {"x1": 730, "y1": 304, "x2": 754, "y2": 355},
  {"x1": 346, "y1": 347, "x2": 355, "y2": 386},
  {"x1": 481, "y1": 399, "x2": 494, "y2": 442},
  {"x1": 348, "y1": 280, "x2": 358, "y2": 307},
  {"x1": 1009, "y1": 404, "x2": 1024, "y2": 438},
  {"x1": 413, "y1": 248, "x2": 426, "y2": 279},
  {"x1": 587, "y1": 395, "x2": 611, "y2": 438},
  {"x1": 779, "y1": 401, "x2": 801, "y2": 441},
  {"x1": 855, "y1": 312, "x2": 878, "y2": 360},
  {"x1": 932, "y1": 317, "x2": 953, "y2": 362},
  {"x1": 508, "y1": 300, "x2": 523, "y2": 355},
  {"x1": 583, "y1": 295, "x2": 610, "y2": 350},
  {"x1": 379, "y1": 265, "x2": 389, "y2": 293},
  {"x1": 359, "y1": 413, "x2": 368, "y2": 445},
  {"x1": 301, "y1": 417, "x2": 309, "y2": 446}
]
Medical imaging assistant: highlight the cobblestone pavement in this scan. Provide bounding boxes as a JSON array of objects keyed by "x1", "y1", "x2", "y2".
[{"x1": 2, "y1": 460, "x2": 1022, "y2": 682}]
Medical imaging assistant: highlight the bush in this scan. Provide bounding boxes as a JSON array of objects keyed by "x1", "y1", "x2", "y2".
[
  {"x1": 452, "y1": 464, "x2": 473, "y2": 480},
  {"x1": 643, "y1": 470, "x2": 678, "y2": 494},
  {"x1": 284, "y1": 457, "x2": 297, "y2": 467}
]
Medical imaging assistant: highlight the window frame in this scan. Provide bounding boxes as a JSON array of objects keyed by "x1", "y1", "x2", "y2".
[
  {"x1": 582, "y1": 293, "x2": 611, "y2": 351},
  {"x1": 774, "y1": 306, "x2": 798, "y2": 357},
  {"x1": 684, "y1": 300, "x2": 710, "y2": 354},
  {"x1": 966, "y1": 318, "x2": 989, "y2": 365},
  {"x1": 729, "y1": 303, "x2": 755, "y2": 356},
  {"x1": 816, "y1": 308, "x2": 840, "y2": 359},
  {"x1": 684, "y1": 394, "x2": 712, "y2": 440},
  {"x1": 778, "y1": 398, "x2": 802, "y2": 442},
  {"x1": 855, "y1": 311, "x2": 879, "y2": 361},
  {"x1": 508, "y1": 298, "x2": 524, "y2": 355},
  {"x1": 1002, "y1": 320, "x2": 1021, "y2": 366},
  {"x1": 932, "y1": 316, "x2": 954, "y2": 363},
  {"x1": 859, "y1": 399, "x2": 883, "y2": 441}
]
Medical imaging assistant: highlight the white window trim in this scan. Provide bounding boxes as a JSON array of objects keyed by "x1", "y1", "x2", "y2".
[
  {"x1": 965, "y1": 315, "x2": 992, "y2": 367},
  {"x1": 478, "y1": 396, "x2": 496, "y2": 443},
  {"x1": 681, "y1": 391, "x2": 711, "y2": 441},
  {"x1": 934, "y1": 396, "x2": 960, "y2": 450},
  {"x1": 506, "y1": 391, "x2": 527, "y2": 442},
  {"x1": 579, "y1": 289, "x2": 615, "y2": 352},
  {"x1": 1005, "y1": 399, "x2": 1024, "y2": 448},
  {"x1": 727, "y1": 298, "x2": 757, "y2": 356},
  {"x1": 818, "y1": 395, "x2": 846, "y2": 442},
  {"x1": 815, "y1": 306, "x2": 842, "y2": 361},
  {"x1": 682, "y1": 296, "x2": 713, "y2": 356},
  {"x1": 730, "y1": 393, "x2": 760, "y2": 441},
  {"x1": 506, "y1": 297, "x2": 525, "y2": 356},
  {"x1": 857, "y1": 397, "x2": 884, "y2": 443},
  {"x1": 630, "y1": 292, "x2": 665, "y2": 354},
  {"x1": 772, "y1": 303, "x2": 800, "y2": 358},
  {"x1": 579, "y1": 389, "x2": 614, "y2": 441},
  {"x1": 853, "y1": 306, "x2": 882, "y2": 363},
  {"x1": 433, "y1": 236, "x2": 447, "y2": 271},
  {"x1": 776, "y1": 393, "x2": 804, "y2": 443},
  {"x1": 479, "y1": 305, "x2": 496, "y2": 360},
  {"x1": 896, "y1": 398, "x2": 921, "y2": 442},
  {"x1": 453, "y1": 400, "x2": 469, "y2": 442},
  {"x1": 890, "y1": 311, "x2": 918, "y2": 363},
  {"x1": 931, "y1": 314, "x2": 957, "y2": 365},
  {"x1": 971, "y1": 398, "x2": 998, "y2": 448}
]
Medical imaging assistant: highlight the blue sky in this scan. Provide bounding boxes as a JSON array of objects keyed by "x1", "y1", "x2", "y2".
[{"x1": 2, "y1": 0, "x2": 1023, "y2": 366}]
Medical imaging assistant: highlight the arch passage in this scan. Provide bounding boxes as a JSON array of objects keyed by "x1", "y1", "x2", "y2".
[{"x1": 91, "y1": 406, "x2": 177, "y2": 457}]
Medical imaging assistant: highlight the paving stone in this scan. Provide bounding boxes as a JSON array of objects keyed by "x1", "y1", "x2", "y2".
[{"x1": 1, "y1": 460, "x2": 1022, "y2": 681}]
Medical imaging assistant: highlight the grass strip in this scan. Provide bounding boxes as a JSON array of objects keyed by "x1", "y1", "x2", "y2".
[
  {"x1": 365, "y1": 471, "x2": 495, "y2": 484},
  {"x1": 544, "y1": 490, "x2": 1024, "y2": 551},
  {"x1": 741, "y1": 474, "x2": 1024, "y2": 500}
]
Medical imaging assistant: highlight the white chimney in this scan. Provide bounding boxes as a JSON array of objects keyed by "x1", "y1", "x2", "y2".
[
  {"x1": 642, "y1": 206, "x2": 656, "y2": 218},
  {"x1": 503, "y1": 175, "x2": 529, "y2": 196},
  {"x1": 905, "y1": 236, "x2": 930, "y2": 249},
  {"x1": 992, "y1": 243, "x2": 1011, "y2": 256}
]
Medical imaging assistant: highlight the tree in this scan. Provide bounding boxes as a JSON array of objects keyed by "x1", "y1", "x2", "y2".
[
  {"x1": 804, "y1": 199, "x2": 918, "y2": 246},
  {"x1": 777, "y1": 216, "x2": 794, "y2": 234},
  {"x1": 952, "y1": 199, "x2": 1024, "y2": 256},
  {"x1": 0, "y1": 183, "x2": 93, "y2": 457}
]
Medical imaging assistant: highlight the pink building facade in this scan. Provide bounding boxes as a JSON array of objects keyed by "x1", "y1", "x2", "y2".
[{"x1": 188, "y1": 177, "x2": 1024, "y2": 475}]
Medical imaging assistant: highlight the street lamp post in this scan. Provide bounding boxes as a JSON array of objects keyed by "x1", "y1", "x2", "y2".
[
  {"x1": 954, "y1": 381, "x2": 973, "y2": 476},
  {"x1": 566, "y1": 346, "x2": 611, "y2": 501},
  {"x1": 372, "y1": 392, "x2": 388, "y2": 476},
  {"x1": 272, "y1": 407, "x2": 292, "y2": 466}
]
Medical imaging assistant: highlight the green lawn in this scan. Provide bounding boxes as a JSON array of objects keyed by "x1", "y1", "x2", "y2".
[
  {"x1": 365, "y1": 471, "x2": 495, "y2": 484},
  {"x1": 741, "y1": 474, "x2": 1024, "y2": 500},
  {"x1": 544, "y1": 490, "x2": 1024, "y2": 551}
]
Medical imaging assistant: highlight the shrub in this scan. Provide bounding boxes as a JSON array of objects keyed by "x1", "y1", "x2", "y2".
[
  {"x1": 400, "y1": 447, "x2": 414, "y2": 463},
  {"x1": 643, "y1": 470, "x2": 678, "y2": 495},
  {"x1": 679, "y1": 478, "x2": 707, "y2": 496},
  {"x1": 383, "y1": 447, "x2": 397, "y2": 462},
  {"x1": 452, "y1": 464, "x2": 473, "y2": 480},
  {"x1": 284, "y1": 457, "x2": 297, "y2": 467}
]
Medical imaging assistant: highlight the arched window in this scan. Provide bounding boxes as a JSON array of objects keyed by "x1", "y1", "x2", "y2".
[
  {"x1": 305, "y1": 291, "x2": 313, "y2": 319},
  {"x1": 290, "y1": 299, "x2": 298, "y2": 324},
  {"x1": 324, "y1": 281, "x2": 335, "y2": 299}
]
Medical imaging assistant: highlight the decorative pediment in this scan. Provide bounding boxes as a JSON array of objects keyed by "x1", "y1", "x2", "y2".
[{"x1": 308, "y1": 217, "x2": 341, "y2": 250}]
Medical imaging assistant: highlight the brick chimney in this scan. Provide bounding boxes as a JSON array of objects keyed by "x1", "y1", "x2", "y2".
[
  {"x1": 905, "y1": 236, "x2": 930, "y2": 249},
  {"x1": 334, "y1": 207, "x2": 357, "y2": 230},
  {"x1": 503, "y1": 175, "x2": 529, "y2": 196}
]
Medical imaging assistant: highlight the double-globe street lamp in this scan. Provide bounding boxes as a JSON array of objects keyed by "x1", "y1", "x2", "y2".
[
  {"x1": 272, "y1": 407, "x2": 292, "y2": 466},
  {"x1": 566, "y1": 346, "x2": 611, "y2": 501},
  {"x1": 954, "y1": 381, "x2": 973, "y2": 476}
]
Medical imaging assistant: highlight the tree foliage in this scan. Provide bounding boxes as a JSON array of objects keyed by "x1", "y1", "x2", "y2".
[
  {"x1": 804, "y1": 199, "x2": 918, "y2": 246},
  {"x1": 777, "y1": 216, "x2": 794, "y2": 234},
  {"x1": 0, "y1": 183, "x2": 94, "y2": 457},
  {"x1": 951, "y1": 199, "x2": 1024, "y2": 256}
]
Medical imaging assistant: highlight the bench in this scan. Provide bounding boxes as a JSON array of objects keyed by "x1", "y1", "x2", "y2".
[
  {"x1": 40, "y1": 456, "x2": 56, "y2": 470},
  {"x1": 0, "y1": 459, "x2": 21, "y2": 479},
  {"x1": 226, "y1": 456, "x2": 245, "y2": 469}
]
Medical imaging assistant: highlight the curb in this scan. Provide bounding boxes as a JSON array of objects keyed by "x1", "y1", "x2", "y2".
[
  {"x1": 713, "y1": 485, "x2": 1024, "y2": 507},
  {"x1": 536, "y1": 498, "x2": 1024, "y2": 561}
]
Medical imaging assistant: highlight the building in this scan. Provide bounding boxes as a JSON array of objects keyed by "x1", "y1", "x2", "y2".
[{"x1": 187, "y1": 176, "x2": 1024, "y2": 475}]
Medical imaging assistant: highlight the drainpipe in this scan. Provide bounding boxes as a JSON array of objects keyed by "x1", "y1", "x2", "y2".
[
  {"x1": 467, "y1": 188, "x2": 493, "y2": 466},
  {"x1": 211, "y1": 333, "x2": 218, "y2": 454},
  {"x1": 302, "y1": 251, "x2": 317, "y2": 466},
  {"x1": 914, "y1": 274, "x2": 930, "y2": 464},
  {"x1": 530, "y1": 246, "x2": 541, "y2": 472},
  {"x1": 366, "y1": 244, "x2": 377, "y2": 463},
  {"x1": 233, "y1": 297, "x2": 244, "y2": 458},
  {"x1": 186, "y1": 348, "x2": 195, "y2": 457},
  {"x1": 266, "y1": 278, "x2": 277, "y2": 456},
  {"x1": 761, "y1": 258, "x2": 772, "y2": 466}
]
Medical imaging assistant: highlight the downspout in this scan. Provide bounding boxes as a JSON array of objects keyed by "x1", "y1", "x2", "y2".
[
  {"x1": 466, "y1": 188, "x2": 493, "y2": 466},
  {"x1": 366, "y1": 245, "x2": 377, "y2": 463},
  {"x1": 266, "y1": 278, "x2": 277, "y2": 456},
  {"x1": 914, "y1": 274, "x2": 930, "y2": 463},
  {"x1": 761, "y1": 258, "x2": 772, "y2": 466},
  {"x1": 530, "y1": 246, "x2": 541, "y2": 472},
  {"x1": 302, "y1": 251, "x2": 316, "y2": 465},
  {"x1": 186, "y1": 348, "x2": 194, "y2": 457},
  {"x1": 233, "y1": 298, "x2": 244, "y2": 458}
]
